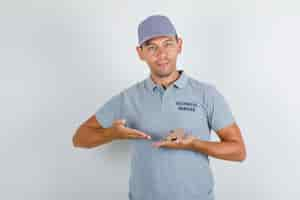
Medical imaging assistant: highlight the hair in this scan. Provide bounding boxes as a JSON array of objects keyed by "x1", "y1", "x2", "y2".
[{"x1": 140, "y1": 34, "x2": 178, "y2": 49}]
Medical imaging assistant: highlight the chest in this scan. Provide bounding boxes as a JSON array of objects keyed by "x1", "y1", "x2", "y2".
[{"x1": 124, "y1": 88, "x2": 211, "y2": 141}]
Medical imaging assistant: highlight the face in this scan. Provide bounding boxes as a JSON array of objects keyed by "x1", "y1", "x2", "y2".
[{"x1": 136, "y1": 35, "x2": 183, "y2": 78}]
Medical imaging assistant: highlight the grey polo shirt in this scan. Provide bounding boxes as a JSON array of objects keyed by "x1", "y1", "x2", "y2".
[{"x1": 95, "y1": 70, "x2": 235, "y2": 200}]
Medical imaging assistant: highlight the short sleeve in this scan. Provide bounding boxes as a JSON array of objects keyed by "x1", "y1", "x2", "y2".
[
  {"x1": 206, "y1": 86, "x2": 235, "y2": 132},
  {"x1": 95, "y1": 93, "x2": 123, "y2": 128}
]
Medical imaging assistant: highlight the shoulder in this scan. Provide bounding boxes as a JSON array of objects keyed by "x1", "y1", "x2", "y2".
[
  {"x1": 186, "y1": 75, "x2": 217, "y2": 95},
  {"x1": 185, "y1": 75, "x2": 228, "y2": 107},
  {"x1": 118, "y1": 79, "x2": 146, "y2": 98}
]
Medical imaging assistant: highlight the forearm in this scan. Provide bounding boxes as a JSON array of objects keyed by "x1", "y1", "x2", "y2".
[
  {"x1": 73, "y1": 126, "x2": 117, "y2": 148},
  {"x1": 190, "y1": 139, "x2": 246, "y2": 162}
]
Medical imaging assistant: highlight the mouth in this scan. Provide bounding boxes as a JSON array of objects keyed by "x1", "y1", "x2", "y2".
[{"x1": 157, "y1": 61, "x2": 169, "y2": 67}]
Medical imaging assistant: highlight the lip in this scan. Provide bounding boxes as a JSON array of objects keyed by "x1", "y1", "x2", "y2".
[{"x1": 157, "y1": 62, "x2": 169, "y2": 66}]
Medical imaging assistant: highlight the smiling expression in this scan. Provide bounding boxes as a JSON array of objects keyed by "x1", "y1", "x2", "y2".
[{"x1": 136, "y1": 35, "x2": 183, "y2": 78}]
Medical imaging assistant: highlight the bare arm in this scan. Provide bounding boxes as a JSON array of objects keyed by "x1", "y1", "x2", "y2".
[
  {"x1": 190, "y1": 123, "x2": 247, "y2": 162},
  {"x1": 72, "y1": 115, "x2": 117, "y2": 148},
  {"x1": 72, "y1": 115, "x2": 151, "y2": 149}
]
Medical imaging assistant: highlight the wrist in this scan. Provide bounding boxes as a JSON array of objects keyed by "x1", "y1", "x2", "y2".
[
  {"x1": 189, "y1": 137, "x2": 198, "y2": 151},
  {"x1": 106, "y1": 127, "x2": 120, "y2": 141}
]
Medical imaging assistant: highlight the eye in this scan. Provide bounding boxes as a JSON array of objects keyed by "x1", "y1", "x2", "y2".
[
  {"x1": 165, "y1": 41, "x2": 175, "y2": 47},
  {"x1": 147, "y1": 46, "x2": 155, "y2": 51}
]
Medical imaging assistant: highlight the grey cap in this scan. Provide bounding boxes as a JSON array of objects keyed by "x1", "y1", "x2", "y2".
[{"x1": 137, "y1": 15, "x2": 177, "y2": 46}]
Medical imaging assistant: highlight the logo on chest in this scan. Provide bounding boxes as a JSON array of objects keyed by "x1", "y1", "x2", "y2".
[{"x1": 175, "y1": 101, "x2": 199, "y2": 112}]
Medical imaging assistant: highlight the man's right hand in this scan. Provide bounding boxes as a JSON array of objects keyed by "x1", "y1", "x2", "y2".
[{"x1": 111, "y1": 119, "x2": 152, "y2": 140}]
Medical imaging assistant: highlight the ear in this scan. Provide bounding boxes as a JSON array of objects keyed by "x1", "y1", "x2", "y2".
[
  {"x1": 177, "y1": 37, "x2": 183, "y2": 54},
  {"x1": 136, "y1": 46, "x2": 145, "y2": 61}
]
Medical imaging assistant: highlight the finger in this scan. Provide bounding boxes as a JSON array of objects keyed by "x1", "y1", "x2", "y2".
[
  {"x1": 152, "y1": 142, "x2": 163, "y2": 147},
  {"x1": 113, "y1": 119, "x2": 126, "y2": 126},
  {"x1": 113, "y1": 119, "x2": 126, "y2": 124},
  {"x1": 166, "y1": 130, "x2": 184, "y2": 138},
  {"x1": 132, "y1": 130, "x2": 152, "y2": 139},
  {"x1": 175, "y1": 138, "x2": 182, "y2": 144},
  {"x1": 128, "y1": 129, "x2": 151, "y2": 139},
  {"x1": 128, "y1": 134, "x2": 148, "y2": 139},
  {"x1": 130, "y1": 133, "x2": 151, "y2": 140},
  {"x1": 164, "y1": 133, "x2": 178, "y2": 141},
  {"x1": 129, "y1": 133, "x2": 151, "y2": 140},
  {"x1": 152, "y1": 141, "x2": 170, "y2": 147}
]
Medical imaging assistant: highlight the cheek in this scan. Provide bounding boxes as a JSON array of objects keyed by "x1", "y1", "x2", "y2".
[
  {"x1": 168, "y1": 55, "x2": 178, "y2": 64},
  {"x1": 144, "y1": 57, "x2": 156, "y2": 65},
  {"x1": 145, "y1": 56, "x2": 156, "y2": 63},
  {"x1": 168, "y1": 51, "x2": 179, "y2": 59}
]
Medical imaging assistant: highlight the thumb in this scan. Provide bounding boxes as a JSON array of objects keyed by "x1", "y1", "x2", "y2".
[{"x1": 113, "y1": 119, "x2": 126, "y2": 126}]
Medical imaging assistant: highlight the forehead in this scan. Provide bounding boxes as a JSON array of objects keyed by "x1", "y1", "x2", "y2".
[{"x1": 144, "y1": 35, "x2": 176, "y2": 45}]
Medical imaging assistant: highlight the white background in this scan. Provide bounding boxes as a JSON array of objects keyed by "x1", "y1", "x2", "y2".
[{"x1": 1, "y1": 1, "x2": 299, "y2": 199}]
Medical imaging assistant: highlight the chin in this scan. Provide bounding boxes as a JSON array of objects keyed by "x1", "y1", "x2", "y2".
[{"x1": 154, "y1": 69, "x2": 174, "y2": 78}]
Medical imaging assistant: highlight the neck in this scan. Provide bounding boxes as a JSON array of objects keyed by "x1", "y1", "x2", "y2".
[{"x1": 150, "y1": 70, "x2": 181, "y2": 88}]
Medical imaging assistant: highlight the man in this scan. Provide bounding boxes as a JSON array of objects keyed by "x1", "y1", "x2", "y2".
[{"x1": 73, "y1": 14, "x2": 247, "y2": 200}]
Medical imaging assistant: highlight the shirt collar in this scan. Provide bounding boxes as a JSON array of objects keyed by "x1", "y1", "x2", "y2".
[{"x1": 144, "y1": 70, "x2": 189, "y2": 92}]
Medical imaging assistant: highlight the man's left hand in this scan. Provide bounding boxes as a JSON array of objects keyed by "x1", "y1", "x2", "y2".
[{"x1": 152, "y1": 133, "x2": 197, "y2": 150}]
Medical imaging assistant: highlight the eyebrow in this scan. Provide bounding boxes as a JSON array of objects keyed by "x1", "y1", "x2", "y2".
[{"x1": 144, "y1": 38, "x2": 175, "y2": 47}]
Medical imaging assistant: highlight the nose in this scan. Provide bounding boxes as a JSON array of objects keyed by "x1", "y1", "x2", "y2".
[{"x1": 156, "y1": 46, "x2": 167, "y2": 59}]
